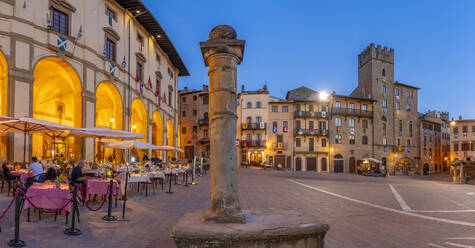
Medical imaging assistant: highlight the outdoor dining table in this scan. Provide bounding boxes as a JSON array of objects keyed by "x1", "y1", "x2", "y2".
[
  {"x1": 85, "y1": 178, "x2": 119, "y2": 202},
  {"x1": 24, "y1": 182, "x2": 72, "y2": 223},
  {"x1": 11, "y1": 169, "x2": 32, "y2": 184}
]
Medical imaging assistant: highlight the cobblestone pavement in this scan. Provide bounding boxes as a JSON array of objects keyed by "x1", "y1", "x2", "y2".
[{"x1": 0, "y1": 169, "x2": 474, "y2": 247}]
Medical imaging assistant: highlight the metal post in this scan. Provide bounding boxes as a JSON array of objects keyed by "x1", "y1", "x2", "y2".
[
  {"x1": 122, "y1": 170, "x2": 129, "y2": 220},
  {"x1": 166, "y1": 173, "x2": 173, "y2": 194},
  {"x1": 102, "y1": 179, "x2": 117, "y2": 221},
  {"x1": 8, "y1": 190, "x2": 25, "y2": 247},
  {"x1": 64, "y1": 186, "x2": 81, "y2": 236},
  {"x1": 192, "y1": 156, "x2": 197, "y2": 185}
]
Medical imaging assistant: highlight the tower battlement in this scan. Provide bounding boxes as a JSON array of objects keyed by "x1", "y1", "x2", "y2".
[{"x1": 358, "y1": 43, "x2": 394, "y2": 68}]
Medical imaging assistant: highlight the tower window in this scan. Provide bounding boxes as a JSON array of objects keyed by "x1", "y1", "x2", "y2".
[{"x1": 382, "y1": 68, "x2": 386, "y2": 77}]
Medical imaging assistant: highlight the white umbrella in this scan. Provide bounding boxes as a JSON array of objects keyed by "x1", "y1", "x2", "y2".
[
  {"x1": 155, "y1": 145, "x2": 184, "y2": 153},
  {"x1": 105, "y1": 140, "x2": 160, "y2": 150},
  {"x1": 69, "y1": 127, "x2": 144, "y2": 140},
  {"x1": 0, "y1": 117, "x2": 75, "y2": 163},
  {"x1": 0, "y1": 116, "x2": 15, "y2": 122}
]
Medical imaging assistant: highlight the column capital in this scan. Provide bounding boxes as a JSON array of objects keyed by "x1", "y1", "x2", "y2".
[{"x1": 200, "y1": 25, "x2": 245, "y2": 67}]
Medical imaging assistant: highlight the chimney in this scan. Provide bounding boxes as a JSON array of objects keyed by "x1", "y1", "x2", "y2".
[
  {"x1": 241, "y1": 85, "x2": 245, "y2": 92},
  {"x1": 184, "y1": 86, "x2": 188, "y2": 92},
  {"x1": 459, "y1": 115, "x2": 463, "y2": 121},
  {"x1": 263, "y1": 84, "x2": 267, "y2": 91}
]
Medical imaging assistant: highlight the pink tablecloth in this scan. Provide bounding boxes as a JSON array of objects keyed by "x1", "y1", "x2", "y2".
[
  {"x1": 24, "y1": 183, "x2": 72, "y2": 213},
  {"x1": 85, "y1": 179, "x2": 119, "y2": 201},
  {"x1": 11, "y1": 171, "x2": 32, "y2": 184}
]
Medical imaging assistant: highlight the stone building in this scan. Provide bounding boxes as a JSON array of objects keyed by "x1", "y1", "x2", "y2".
[
  {"x1": 0, "y1": 0, "x2": 188, "y2": 162},
  {"x1": 178, "y1": 85, "x2": 209, "y2": 160},
  {"x1": 449, "y1": 117, "x2": 475, "y2": 162},
  {"x1": 237, "y1": 85, "x2": 269, "y2": 166},
  {"x1": 267, "y1": 96, "x2": 294, "y2": 170},
  {"x1": 285, "y1": 87, "x2": 330, "y2": 172},
  {"x1": 328, "y1": 94, "x2": 375, "y2": 173},
  {"x1": 418, "y1": 110, "x2": 450, "y2": 173}
]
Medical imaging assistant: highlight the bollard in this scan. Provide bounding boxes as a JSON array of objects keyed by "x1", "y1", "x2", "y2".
[
  {"x1": 8, "y1": 190, "x2": 25, "y2": 247},
  {"x1": 102, "y1": 179, "x2": 117, "y2": 221},
  {"x1": 166, "y1": 173, "x2": 173, "y2": 194},
  {"x1": 64, "y1": 187, "x2": 81, "y2": 236},
  {"x1": 184, "y1": 171, "x2": 189, "y2": 187},
  {"x1": 121, "y1": 170, "x2": 129, "y2": 220}
]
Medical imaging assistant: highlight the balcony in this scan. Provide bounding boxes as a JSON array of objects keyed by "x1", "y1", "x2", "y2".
[
  {"x1": 294, "y1": 129, "x2": 328, "y2": 136},
  {"x1": 332, "y1": 108, "x2": 373, "y2": 117},
  {"x1": 294, "y1": 111, "x2": 328, "y2": 118},
  {"x1": 273, "y1": 142, "x2": 289, "y2": 150},
  {"x1": 199, "y1": 118, "x2": 209, "y2": 126},
  {"x1": 240, "y1": 140, "x2": 265, "y2": 148},
  {"x1": 242, "y1": 122, "x2": 266, "y2": 130}
]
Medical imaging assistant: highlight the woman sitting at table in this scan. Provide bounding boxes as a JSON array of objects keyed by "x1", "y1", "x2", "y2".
[{"x1": 28, "y1": 157, "x2": 46, "y2": 182}]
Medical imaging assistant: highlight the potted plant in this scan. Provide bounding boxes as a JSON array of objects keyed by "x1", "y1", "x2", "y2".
[{"x1": 55, "y1": 174, "x2": 67, "y2": 189}]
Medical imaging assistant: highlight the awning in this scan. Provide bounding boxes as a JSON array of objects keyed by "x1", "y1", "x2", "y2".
[
  {"x1": 0, "y1": 117, "x2": 75, "y2": 134},
  {"x1": 363, "y1": 158, "x2": 382, "y2": 164}
]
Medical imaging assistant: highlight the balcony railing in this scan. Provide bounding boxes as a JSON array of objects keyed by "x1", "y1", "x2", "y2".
[
  {"x1": 294, "y1": 129, "x2": 328, "y2": 136},
  {"x1": 332, "y1": 108, "x2": 373, "y2": 117},
  {"x1": 294, "y1": 146, "x2": 329, "y2": 153},
  {"x1": 294, "y1": 111, "x2": 328, "y2": 118},
  {"x1": 242, "y1": 122, "x2": 266, "y2": 130},
  {"x1": 273, "y1": 142, "x2": 288, "y2": 150},
  {"x1": 240, "y1": 140, "x2": 265, "y2": 148}
]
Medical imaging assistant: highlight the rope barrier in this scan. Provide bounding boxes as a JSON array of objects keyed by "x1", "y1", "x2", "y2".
[
  {"x1": 83, "y1": 187, "x2": 110, "y2": 212},
  {"x1": 19, "y1": 188, "x2": 78, "y2": 214},
  {"x1": 0, "y1": 191, "x2": 19, "y2": 221}
]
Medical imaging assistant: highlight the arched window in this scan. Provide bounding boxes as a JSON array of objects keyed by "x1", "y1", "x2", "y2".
[
  {"x1": 382, "y1": 123, "x2": 386, "y2": 136},
  {"x1": 256, "y1": 101, "x2": 262, "y2": 108},
  {"x1": 246, "y1": 102, "x2": 252, "y2": 108},
  {"x1": 334, "y1": 154, "x2": 343, "y2": 159},
  {"x1": 382, "y1": 68, "x2": 386, "y2": 77}
]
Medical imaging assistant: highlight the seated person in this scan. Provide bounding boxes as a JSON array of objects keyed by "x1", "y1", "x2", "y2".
[
  {"x1": 1, "y1": 158, "x2": 15, "y2": 181},
  {"x1": 71, "y1": 159, "x2": 87, "y2": 186},
  {"x1": 28, "y1": 157, "x2": 46, "y2": 182}
]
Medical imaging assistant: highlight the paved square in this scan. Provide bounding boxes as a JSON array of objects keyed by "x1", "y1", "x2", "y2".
[{"x1": 0, "y1": 169, "x2": 474, "y2": 247}]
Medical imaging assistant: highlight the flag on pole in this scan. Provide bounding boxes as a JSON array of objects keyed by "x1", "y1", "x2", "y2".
[
  {"x1": 163, "y1": 92, "x2": 167, "y2": 104},
  {"x1": 136, "y1": 71, "x2": 140, "y2": 82},
  {"x1": 155, "y1": 86, "x2": 160, "y2": 97},
  {"x1": 109, "y1": 63, "x2": 115, "y2": 76},
  {"x1": 46, "y1": 12, "x2": 51, "y2": 27},
  {"x1": 76, "y1": 25, "x2": 82, "y2": 40},
  {"x1": 57, "y1": 36, "x2": 67, "y2": 51},
  {"x1": 158, "y1": 96, "x2": 161, "y2": 107},
  {"x1": 121, "y1": 56, "x2": 127, "y2": 69},
  {"x1": 148, "y1": 76, "x2": 152, "y2": 88},
  {"x1": 140, "y1": 82, "x2": 144, "y2": 95}
]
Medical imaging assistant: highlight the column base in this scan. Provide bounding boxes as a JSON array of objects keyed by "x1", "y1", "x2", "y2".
[{"x1": 171, "y1": 208, "x2": 329, "y2": 248}]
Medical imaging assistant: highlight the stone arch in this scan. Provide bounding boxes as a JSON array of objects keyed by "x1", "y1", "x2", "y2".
[
  {"x1": 95, "y1": 81, "x2": 123, "y2": 130},
  {"x1": 32, "y1": 57, "x2": 82, "y2": 159},
  {"x1": 95, "y1": 81, "x2": 123, "y2": 162},
  {"x1": 0, "y1": 49, "x2": 8, "y2": 158},
  {"x1": 130, "y1": 98, "x2": 148, "y2": 142},
  {"x1": 166, "y1": 118, "x2": 174, "y2": 159}
]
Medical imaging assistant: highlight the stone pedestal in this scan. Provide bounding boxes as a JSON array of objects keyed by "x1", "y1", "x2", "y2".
[
  {"x1": 171, "y1": 25, "x2": 329, "y2": 248},
  {"x1": 171, "y1": 208, "x2": 329, "y2": 248}
]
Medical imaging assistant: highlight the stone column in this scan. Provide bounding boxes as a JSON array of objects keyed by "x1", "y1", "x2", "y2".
[{"x1": 200, "y1": 25, "x2": 245, "y2": 223}]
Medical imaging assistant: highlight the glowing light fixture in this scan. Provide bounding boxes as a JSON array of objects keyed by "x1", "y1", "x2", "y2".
[
  {"x1": 319, "y1": 91, "x2": 329, "y2": 101},
  {"x1": 110, "y1": 117, "x2": 115, "y2": 123},
  {"x1": 132, "y1": 125, "x2": 137, "y2": 130},
  {"x1": 450, "y1": 121, "x2": 456, "y2": 126}
]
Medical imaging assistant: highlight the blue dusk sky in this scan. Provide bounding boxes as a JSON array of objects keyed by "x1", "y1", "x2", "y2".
[{"x1": 143, "y1": 0, "x2": 475, "y2": 119}]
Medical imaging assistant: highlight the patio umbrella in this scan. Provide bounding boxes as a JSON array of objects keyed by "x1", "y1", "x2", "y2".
[
  {"x1": 155, "y1": 145, "x2": 184, "y2": 153},
  {"x1": 104, "y1": 140, "x2": 160, "y2": 150},
  {"x1": 0, "y1": 116, "x2": 15, "y2": 121},
  {"x1": 68, "y1": 127, "x2": 144, "y2": 162},
  {"x1": 0, "y1": 117, "x2": 75, "y2": 163}
]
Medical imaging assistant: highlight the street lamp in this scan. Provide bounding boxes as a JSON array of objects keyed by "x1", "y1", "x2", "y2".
[{"x1": 450, "y1": 121, "x2": 456, "y2": 126}]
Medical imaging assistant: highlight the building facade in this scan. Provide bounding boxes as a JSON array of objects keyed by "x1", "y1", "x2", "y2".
[
  {"x1": 0, "y1": 0, "x2": 188, "y2": 162},
  {"x1": 419, "y1": 110, "x2": 450, "y2": 173},
  {"x1": 449, "y1": 117, "x2": 475, "y2": 162},
  {"x1": 178, "y1": 85, "x2": 209, "y2": 160},
  {"x1": 237, "y1": 86, "x2": 269, "y2": 166},
  {"x1": 231, "y1": 43, "x2": 448, "y2": 174}
]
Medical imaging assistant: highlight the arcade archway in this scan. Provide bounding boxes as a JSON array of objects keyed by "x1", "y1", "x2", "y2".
[
  {"x1": 152, "y1": 111, "x2": 163, "y2": 158},
  {"x1": 0, "y1": 51, "x2": 8, "y2": 158},
  {"x1": 96, "y1": 81, "x2": 123, "y2": 162},
  {"x1": 130, "y1": 98, "x2": 147, "y2": 160},
  {"x1": 166, "y1": 119, "x2": 174, "y2": 159},
  {"x1": 32, "y1": 57, "x2": 82, "y2": 160}
]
